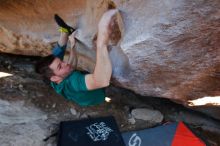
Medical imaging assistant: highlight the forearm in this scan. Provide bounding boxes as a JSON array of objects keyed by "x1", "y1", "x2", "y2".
[
  {"x1": 91, "y1": 15, "x2": 112, "y2": 87},
  {"x1": 93, "y1": 45, "x2": 112, "y2": 86},
  {"x1": 68, "y1": 44, "x2": 77, "y2": 68},
  {"x1": 68, "y1": 31, "x2": 77, "y2": 67}
]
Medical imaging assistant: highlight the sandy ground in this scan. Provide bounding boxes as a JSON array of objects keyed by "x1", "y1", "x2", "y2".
[{"x1": 0, "y1": 53, "x2": 220, "y2": 146}]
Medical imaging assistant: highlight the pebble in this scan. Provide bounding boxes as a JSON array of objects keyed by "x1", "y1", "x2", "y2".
[
  {"x1": 128, "y1": 117, "x2": 136, "y2": 124},
  {"x1": 18, "y1": 84, "x2": 23, "y2": 89},
  {"x1": 18, "y1": 84, "x2": 28, "y2": 93},
  {"x1": 80, "y1": 113, "x2": 88, "y2": 119},
  {"x1": 52, "y1": 103, "x2": 56, "y2": 108},
  {"x1": 70, "y1": 108, "x2": 77, "y2": 116},
  {"x1": 7, "y1": 65, "x2": 11, "y2": 70}
]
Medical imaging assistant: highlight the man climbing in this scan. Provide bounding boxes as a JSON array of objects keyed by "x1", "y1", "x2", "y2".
[{"x1": 35, "y1": 9, "x2": 118, "y2": 106}]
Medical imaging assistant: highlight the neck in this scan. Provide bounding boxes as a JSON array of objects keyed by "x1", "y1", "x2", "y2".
[{"x1": 55, "y1": 77, "x2": 64, "y2": 84}]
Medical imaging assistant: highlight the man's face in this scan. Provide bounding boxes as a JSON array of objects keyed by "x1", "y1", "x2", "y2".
[{"x1": 49, "y1": 57, "x2": 73, "y2": 78}]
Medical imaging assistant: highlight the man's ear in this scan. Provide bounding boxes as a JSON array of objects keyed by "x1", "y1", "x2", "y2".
[{"x1": 50, "y1": 75, "x2": 62, "y2": 83}]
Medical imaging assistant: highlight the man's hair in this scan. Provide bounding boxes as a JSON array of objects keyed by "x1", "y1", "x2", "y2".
[{"x1": 35, "y1": 55, "x2": 55, "y2": 81}]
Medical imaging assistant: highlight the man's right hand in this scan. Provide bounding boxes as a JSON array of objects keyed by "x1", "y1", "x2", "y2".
[{"x1": 97, "y1": 9, "x2": 118, "y2": 48}]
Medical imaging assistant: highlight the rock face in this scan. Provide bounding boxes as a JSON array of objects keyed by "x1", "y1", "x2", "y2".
[{"x1": 0, "y1": 0, "x2": 220, "y2": 114}]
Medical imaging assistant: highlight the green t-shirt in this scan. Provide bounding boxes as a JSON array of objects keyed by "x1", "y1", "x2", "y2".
[{"x1": 51, "y1": 71, "x2": 105, "y2": 106}]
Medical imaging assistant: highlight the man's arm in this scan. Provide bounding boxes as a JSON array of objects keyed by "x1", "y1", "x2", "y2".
[
  {"x1": 68, "y1": 32, "x2": 77, "y2": 69},
  {"x1": 85, "y1": 9, "x2": 118, "y2": 90}
]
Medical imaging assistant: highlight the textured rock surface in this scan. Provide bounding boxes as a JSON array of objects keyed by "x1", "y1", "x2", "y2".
[
  {"x1": 0, "y1": 99, "x2": 48, "y2": 146},
  {"x1": 0, "y1": 0, "x2": 220, "y2": 109}
]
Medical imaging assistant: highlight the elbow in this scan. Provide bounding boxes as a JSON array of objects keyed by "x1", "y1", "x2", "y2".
[
  {"x1": 102, "y1": 80, "x2": 110, "y2": 87},
  {"x1": 96, "y1": 79, "x2": 110, "y2": 88}
]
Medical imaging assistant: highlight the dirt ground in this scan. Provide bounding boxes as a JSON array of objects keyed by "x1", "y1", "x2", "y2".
[{"x1": 0, "y1": 53, "x2": 220, "y2": 146}]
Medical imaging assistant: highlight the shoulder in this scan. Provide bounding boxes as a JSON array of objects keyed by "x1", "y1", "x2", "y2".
[{"x1": 67, "y1": 71, "x2": 86, "y2": 80}]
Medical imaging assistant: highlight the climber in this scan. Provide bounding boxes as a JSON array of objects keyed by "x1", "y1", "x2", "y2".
[{"x1": 35, "y1": 9, "x2": 118, "y2": 106}]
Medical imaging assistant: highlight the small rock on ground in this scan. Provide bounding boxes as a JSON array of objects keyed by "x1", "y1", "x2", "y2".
[{"x1": 131, "y1": 108, "x2": 163, "y2": 123}]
